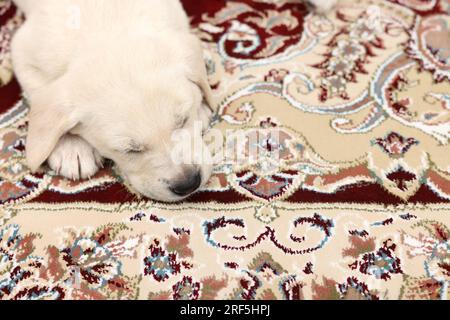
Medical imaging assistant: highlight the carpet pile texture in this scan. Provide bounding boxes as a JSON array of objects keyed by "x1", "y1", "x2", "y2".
[{"x1": 0, "y1": 0, "x2": 449, "y2": 300}]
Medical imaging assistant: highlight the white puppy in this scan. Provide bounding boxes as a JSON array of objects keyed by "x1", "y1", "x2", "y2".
[
  {"x1": 12, "y1": 0, "x2": 216, "y2": 202},
  {"x1": 11, "y1": 0, "x2": 336, "y2": 202}
]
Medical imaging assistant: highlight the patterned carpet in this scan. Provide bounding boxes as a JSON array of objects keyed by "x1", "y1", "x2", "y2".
[{"x1": 0, "y1": 0, "x2": 449, "y2": 300}]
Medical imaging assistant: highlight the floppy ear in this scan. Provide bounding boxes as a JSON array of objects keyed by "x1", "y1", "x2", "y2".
[
  {"x1": 25, "y1": 78, "x2": 79, "y2": 172},
  {"x1": 185, "y1": 35, "x2": 216, "y2": 113}
]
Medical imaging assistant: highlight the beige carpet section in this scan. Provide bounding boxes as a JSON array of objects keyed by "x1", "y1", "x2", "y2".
[
  {"x1": 2, "y1": 202, "x2": 449, "y2": 300},
  {"x1": 0, "y1": 0, "x2": 449, "y2": 300}
]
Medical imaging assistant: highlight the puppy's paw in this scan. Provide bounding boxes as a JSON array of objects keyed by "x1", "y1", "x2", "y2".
[
  {"x1": 47, "y1": 134, "x2": 103, "y2": 180},
  {"x1": 308, "y1": 0, "x2": 338, "y2": 14}
]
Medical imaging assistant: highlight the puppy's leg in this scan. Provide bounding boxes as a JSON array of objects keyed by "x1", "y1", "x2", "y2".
[
  {"x1": 47, "y1": 134, "x2": 103, "y2": 180},
  {"x1": 307, "y1": 0, "x2": 338, "y2": 13},
  {"x1": 198, "y1": 103, "x2": 213, "y2": 133}
]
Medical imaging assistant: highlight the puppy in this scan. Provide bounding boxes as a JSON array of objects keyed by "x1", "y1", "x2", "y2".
[
  {"x1": 12, "y1": 0, "x2": 214, "y2": 202},
  {"x1": 11, "y1": 0, "x2": 337, "y2": 202}
]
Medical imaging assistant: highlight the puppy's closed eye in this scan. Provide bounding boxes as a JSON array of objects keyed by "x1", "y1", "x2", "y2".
[{"x1": 121, "y1": 140, "x2": 147, "y2": 155}]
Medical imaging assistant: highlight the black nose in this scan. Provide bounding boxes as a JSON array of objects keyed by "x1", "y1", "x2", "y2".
[{"x1": 170, "y1": 171, "x2": 202, "y2": 197}]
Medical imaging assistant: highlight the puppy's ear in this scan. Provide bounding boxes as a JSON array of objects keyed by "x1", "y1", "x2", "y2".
[
  {"x1": 185, "y1": 35, "x2": 216, "y2": 113},
  {"x1": 26, "y1": 78, "x2": 80, "y2": 172}
]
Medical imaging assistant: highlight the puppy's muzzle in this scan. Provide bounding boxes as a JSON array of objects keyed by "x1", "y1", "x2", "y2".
[{"x1": 169, "y1": 167, "x2": 202, "y2": 197}]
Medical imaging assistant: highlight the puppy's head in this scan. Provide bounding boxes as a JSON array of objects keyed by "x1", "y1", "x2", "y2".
[{"x1": 26, "y1": 34, "x2": 215, "y2": 202}]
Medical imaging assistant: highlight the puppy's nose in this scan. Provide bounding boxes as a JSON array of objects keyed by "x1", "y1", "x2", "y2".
[{"x1": 170, "y1": 170, "x2": 202, "y2": 197}]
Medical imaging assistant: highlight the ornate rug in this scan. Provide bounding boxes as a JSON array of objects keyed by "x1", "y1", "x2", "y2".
[{"x1": 0, "y1": 0, "x2": 449, "y2": 300}]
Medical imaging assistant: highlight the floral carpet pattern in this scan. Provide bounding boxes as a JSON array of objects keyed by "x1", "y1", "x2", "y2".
[{"x1": 0, "y1": 0, "x2": 449, "y2": 300}]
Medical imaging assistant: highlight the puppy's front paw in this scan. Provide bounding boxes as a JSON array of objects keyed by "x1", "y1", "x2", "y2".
[
  {"x1": 47, "y1": 134, "x2": 103, "y2": 180},
  {"x1": 308, "y1": 0, "x2": 338, "y2": 14}
]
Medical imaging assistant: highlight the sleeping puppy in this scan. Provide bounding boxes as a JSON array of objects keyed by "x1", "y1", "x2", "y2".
[
  {"x1": 11, "y1": 0, "x2": 337, "y2": 202},
  {"x1": 12, "y1": 0, "x2": 215, "y2": 202}
]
